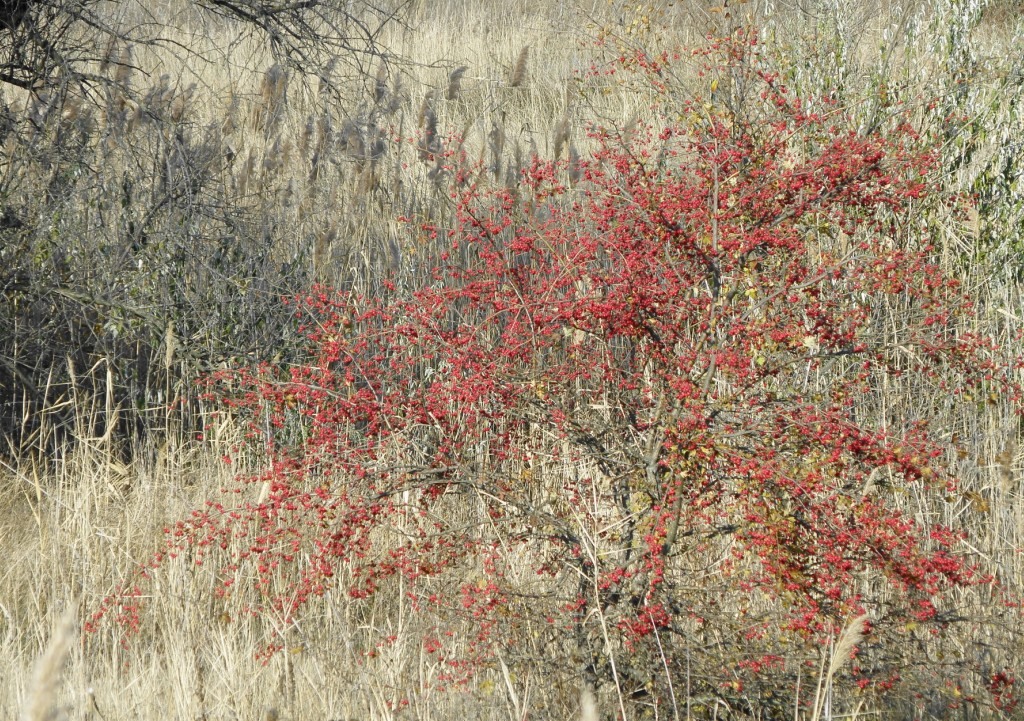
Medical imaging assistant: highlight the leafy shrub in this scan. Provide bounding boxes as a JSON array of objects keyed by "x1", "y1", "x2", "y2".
[{"x1": 97, "y1": 31, "x2": 1024, "y2": 719}]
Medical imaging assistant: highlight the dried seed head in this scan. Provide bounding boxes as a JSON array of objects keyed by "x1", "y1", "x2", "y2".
[
  {"x1": 418, "y1": 94, "x2": 438, "y2": 162},
  {"x1": 261, "y1": 64, "x2": 287, "y2": 106},
  {"x1": 99, "y1": 35, "x2": 117, "y2": 75},
  {"x1": 417, "y1": 90, "x2": 435, "y2": 129},
  {"x1": 828, "y1": 614, "x2": 869, "y2": 679},
  {"x1": 565, "y1": 74, "x2": 579, "y2": 111},
  {"x1": 510, "y1": 46, "x2": 529, "y2": 88},
  {"x1": 997, "y1": 439, "x2": 1017, "y2": 491},
  {"x1": 488, "y1": 120, "x2": 505, "y2": 178},
  {"x1": 341, "y1": 119, "x2": 365, "y2": 160},
  {"x1": 114, "y1": 44, "x2": 133, "y2": 88},
  {"x1": 622, "y1": 113, "x2": 638, "y2": 145},
  {"x1": 164, "y1": 321, "x2": 176, "y2": 371},
  {"x1": 368, "y1": 129, "x2": 386, "y2": 162},
  {"x1": 567, "y1": 143, "x2": 581, "y2": 184},
  {"x1": 239, "y1": 149, "x2": 256, "y2": 195},
  {"x1": 300, "y1": 114, "x2": 315, "y2": 159},
  {"x1": 581, "y1": 690, "x2": 598, "y2": 721},
  {"x1": 254, "y1": 64, "x2": 288, "y2": 133},
  {"x1": 308, "y1": 152, "x2": 321, "y2": 183},
  {"x1": 318, "y1": 57, "x2": 337, "y2": 98},
  {"x1": 553, "y1": 114, "x2": 570, "y2": 162},
  {"x1": 446, "y1": 65, "x2": 469, "y2": 100},
  {"x1": 427, "y1": 154, "x2": 446, "y2": 185},
  {"x1": 22, "y1": 602, "x2": 77, "y2": 721},
  {"x1": 374, "y1": 60, "x2": 388, "y2": 105},
  {"x1": 317, "y1": 112, "x2": 333, "y2": 155}
]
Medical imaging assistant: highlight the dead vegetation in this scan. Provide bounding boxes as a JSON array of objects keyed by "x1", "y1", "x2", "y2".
[{"x1": 2, "y1": 0, "x2": 1024, "y2": 719}]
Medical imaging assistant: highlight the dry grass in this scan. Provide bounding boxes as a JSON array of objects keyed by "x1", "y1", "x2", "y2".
[{"x1": 1, "y1": 0, "x2": 1023, "y2": 718}]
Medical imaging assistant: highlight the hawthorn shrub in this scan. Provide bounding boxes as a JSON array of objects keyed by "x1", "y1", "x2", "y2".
[{"x1": 96, "y1": 31, "x2": 1024, "y2": 719}]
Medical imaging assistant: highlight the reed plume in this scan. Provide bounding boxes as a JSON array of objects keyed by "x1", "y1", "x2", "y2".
[
  {"x1": 488, "y1": 119, "x2": 505, "y2": 179},
  {"x1": 164, "y1": 320, "x2": 176, "y2": 371},
  {"x1": 418, "y1": 91, "x2": 438, "y2": 161},
  {"x1": 581, "y1": 689, "x2": 598, "y2": 721},
  {"x1": 416, "y1": 89, "x2": 435, "y2": 129},
  {"x1": 318, "y1": 57, "x2": 337, "y2": 98},
  {"x1": 828, "y1": 614, "x2": 868, "y2": 679},
  {"x1": 510, "y1": 46, "x2": 529, "y2": 88},
  {"x1": 21, "y1": 601, "x2": 77, "y2": 721},
  {"x1": 99, "y1": 35, "x2": 117, "y2": 75},
  {"x1": 567, "y1": 143, "x2": 581, "y2": 184},
  {"x1": 341, "y1": 119, "x2": 365, "y2": 163},
  {"x1": 300, "y1": 114, "x2": 315, "y2": 160},
  {"x1": 446, "y1": 65, "x2": 469, "y2": 100},
  {"x1": 373, "y1": 60, "x2": 388, "y2": 105},
  {"x1": 113, "y1": 44, "x2": 133, "y2": 89},
  {"x1": 253, "y1": 64, "x2": 287, "y2": 133},
  {"x1": 812, "y1": 614, "x2": 869, "y2": 721},
  {"x1": 553, "y1": 114, "x2": 570, "y2": 162},
  {"x1": 564, "y1": 74, "x2": 579, "y2": 112}
]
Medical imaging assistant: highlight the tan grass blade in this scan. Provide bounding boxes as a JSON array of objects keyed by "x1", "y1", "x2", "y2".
[{"x1": 498, "y1": 655, "x2": 520, "y2": 713}]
